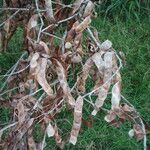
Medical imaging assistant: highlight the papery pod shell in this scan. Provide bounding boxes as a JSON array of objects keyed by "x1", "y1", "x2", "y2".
[
  {"x1": 70, "y1": 96, "x2": 83, "y2": 145},
  {"x1": 111, "y1": 81, "x2": 121, "y2": 109},
  {"x1": 77, "y1": 57, "x2": 93, "y2": 92},
  {"x1": 92, "y1": 52, "x2": 113, "y2": 116},
  {"x1": 54, "y1": 59, "x2": 75, "y2": 107},
  {"x1": 36, "y1": 58, "x2": 54, "y2": 96},
  {"x1": 75, "y1": 16, "x2": 91, "y2": 33},
  {"x1": 83, "y1": 1, "x2": 94, "y2": 18},
  {"x1": 72, "y1": 0, "x2": 84, "y2": 15},
  {"x1": 45, "y1": 0, "x2": 55, "y2": 22}
]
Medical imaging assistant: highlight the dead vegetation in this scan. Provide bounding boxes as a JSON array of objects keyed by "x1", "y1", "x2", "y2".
[{"x1": 0, "y1": 0, "x2": 148, "y2": 149}]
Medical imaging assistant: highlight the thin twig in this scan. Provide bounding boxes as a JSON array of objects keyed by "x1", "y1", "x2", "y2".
[
  {"x1": 0, "y1": 52, "x2": 27, "y2": 91},
  {"x1": 121, "y1": 95, "x2": 147, "y2": 150},
  {"x1": 0, "y1": 87, "x2": 18, "y2": 96},
  {"x1": 0, "y1": 10, "x2": 20, "y2": 27},
  {"x1": 35, "y1": 0, "x2": 44, "y2": 42},
  {"x1": 0, "y1": 64, "x2": 29, "y2": 78}
]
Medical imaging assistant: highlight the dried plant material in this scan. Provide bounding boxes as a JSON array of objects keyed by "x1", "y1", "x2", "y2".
[
  {"x1": 75, "y1": 16, "x2": 91, "y2": 33},
  {"x1": 72, "y1": 0, "x2": 84, "y2": 15},
  {"x1": 100, "y1": 40, "x2": 112, "y2": 51},
  {"x1": 0, "y1": 122, "x2": 17, "y2": 141},
  {"x1": 27, "y1": 14, "x2": 38, "y2": 32},
  {"x1": 36, "y1": 58, "x2": 54, "y2": 96},
  {"x1": 0, "y1": 1, "x2": 147, "y2": 149},
  {"x1": 93, "y1": 28, "x2": 100, "y2": 43},
  {"x1": 122, "y1": 104, "x2": 135, "y2": 112},
  {"x1": 77, "y1": 58, "x2": 93, "y2": 92},
  {"x1": 92, "y1": 52, "x2": 104, "y2": 75},
  {"x1": 70, "y1": 96, "x2": 83, "y2": 145},
  {"x1": 4, "y1": 19, "x2": 10, "y2": 34},
  {"x1": 71, "y1": 53, "x2": 82, "y2": 63},
  {"x1": 92, "y1": 52, "x2": 113, "y2": 116},
  {"x1": 55, "y1": 59, "x2": 75, "y2": 107},
  {"x1": 83, "y1": 1, "x2": 94, "y2": 18},
  {"x1": 46, "y1": 122, "x2": 55, "y2": 137},
  {"x1": 39, "y1": 41, "x2": 50, "y2": 54},
  {"x1": 0, "y1": 32, "x2": 3, "y2": 51},
  {"x1": 30, "y1": 53, "x2": 40, "y2": 74},
  {"x1": 27, "y1": 129, "x2": 37, "y2": 150},
  {"x1": 16, "y1": 101, "x2": 27, "y2": 125},
  {"x1": 54, "y1": 124, "x2": 64, "y2": 149},
  {"x1": 133, "y1": 124, "x2": 144, "y2": 140},
  {"x1": 128, "y1": 129, "x2": 135, "y2": 138},
  {"x1": 119, "y1": 51, "x2": 126, "y2": 65},
  {"x1": 104, "y1": 110, "x2": 116, "y2": 123},
  {"x1": 111, "y1": 81, "x2": 121, "y2": 109},
  {"x1": 65, "y1": 42, "x2": 72, "y2": 49},
  {"x1": 45, "y1": 0, "x2": 55, "y2": 22}
]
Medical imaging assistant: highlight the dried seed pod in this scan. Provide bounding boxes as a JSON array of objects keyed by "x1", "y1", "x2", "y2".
[
  {"x1": 104, "y1": 110, "x2": 116, "y2": 123},
  {"x1": 54, "y1": 124, "x2": 64, "y2": 149},
  {"x1": 71, "y1": 53, "x2": 82, "y2": 63},
  {"x1": 27, "y1": 14, "x2": 38, "y2": 32},
  {"x1": 16, "y1": 101, "x2": 27, "y2": 125},
  {"x1": 39, "y1": 41, "x2": 50, "y2": 54},
  {"x1": 36, "y1": 58, "x2": 54, "y2": 97},
  {"x1": 72, "y1": 0, "x2": 84, "y2": 15},
  {"x1": 111, "y1": 81, "x2": 121, "y2": 109},
  {"x1": 83, "y1": 1, "x2": 94, "y2": 18},
  {"x1": 70, "y1": 96, "x2": 83, "y2": 145},
  {"x1": 92, "y1": 52, "x2": 113, "y2": 116},
  {"x1": 92, "y1": 52, "x2": 104, "y2": 75},
  {"x1": 30, "y1": 52, "x2": 40, "y2": 74},
  {"x1": 45, "y1": 0, "x2": 55, "y2": 23},
  {"x1": 77, "y1": 57, "x2": 93, "y2": 92},
  {"x1": 27, "y1": 128, "x2": 37, "y2": 150},
  {"x1": 75, "y1": 16, "x2": 91, "y2": 33},
  {"x1": 100, "y1": 40, "x2": 112, "y2": 51},
  {"x1": 55, "y1": 59, "x2": 75, "y2": 107},
  {"x1": 133, "y1": 124, "x2": 144, "y2": 140}
]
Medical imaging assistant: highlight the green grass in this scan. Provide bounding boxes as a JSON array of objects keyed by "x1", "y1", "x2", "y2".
[{"x1": 0, "y1": 6, "x2": 150, "y2": 150}]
